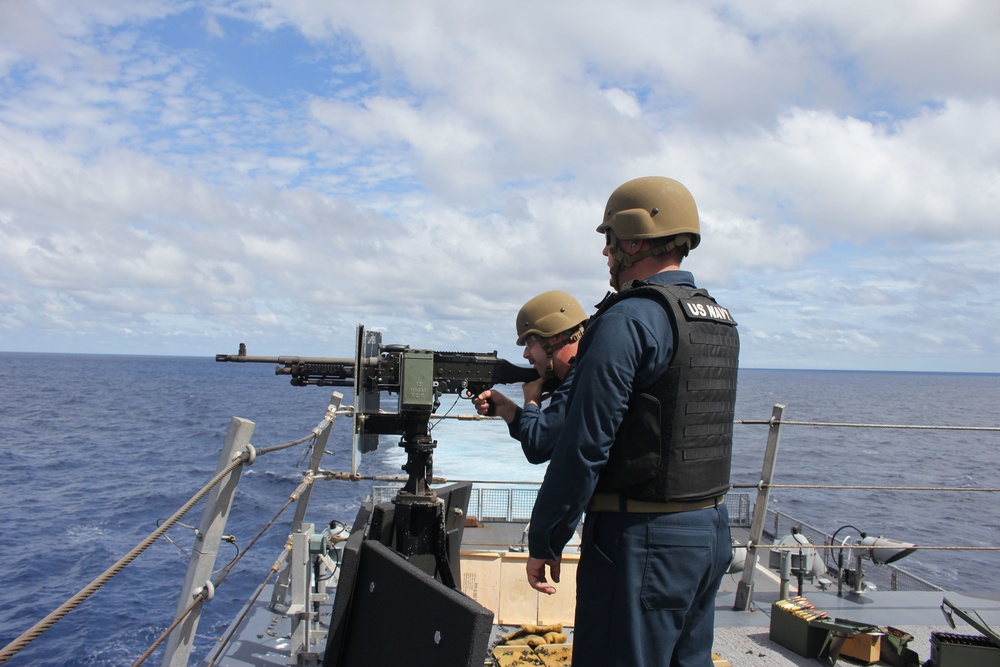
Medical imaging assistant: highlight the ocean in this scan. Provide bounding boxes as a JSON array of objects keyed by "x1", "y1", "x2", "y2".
[{"x1": 1, "y1": 353, "x2": 998, "y2": 666}]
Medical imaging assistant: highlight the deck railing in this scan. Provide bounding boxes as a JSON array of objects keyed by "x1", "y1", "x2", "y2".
[
  {"x1": 372, "y1": 485, "x2": 752, "y2": 527},
  {"x1": 730, "y1": 403, "x2": 1000, "y2": 609}
]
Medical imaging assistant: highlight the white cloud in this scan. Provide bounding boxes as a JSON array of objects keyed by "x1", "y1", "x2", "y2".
[
  {"x1": 0, "y1": 0, "x2": 996, "y2": 370},
  {"x1": 602, "y1": 87, "x2": 642, "y2": 119}
]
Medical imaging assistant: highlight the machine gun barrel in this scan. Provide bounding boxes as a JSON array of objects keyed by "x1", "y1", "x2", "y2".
[{"x1": 215, "y1": 352, "x2": 356, "y2": 386}]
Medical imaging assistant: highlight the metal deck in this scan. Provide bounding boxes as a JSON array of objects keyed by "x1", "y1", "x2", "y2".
[{"x1": 712, "y1": 578, "x2": 1000, "y2": 665}]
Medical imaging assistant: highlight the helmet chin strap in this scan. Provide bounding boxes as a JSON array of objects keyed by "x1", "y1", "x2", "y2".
[
  {"x1": 537, "y1": 326, "x2": 585, "y2": 379},
  {"x1": 606, "y1": 231, "x2": 692, "y2": 290},
  {"x1": 607, "y1": 231, "x2": 643, "y2": 290}
]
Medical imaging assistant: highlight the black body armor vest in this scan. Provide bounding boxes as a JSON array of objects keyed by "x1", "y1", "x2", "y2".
[{"x1": 593, "y1": 281, "x2": 740, "y2": 502}]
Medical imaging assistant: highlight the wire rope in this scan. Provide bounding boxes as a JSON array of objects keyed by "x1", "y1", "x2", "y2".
[
  {"x1": 0, "y1": 457, "x2": 245, "y2": 664},
  {"x1": 0, "y1": 430, "x2": 315, "y2": 664}
]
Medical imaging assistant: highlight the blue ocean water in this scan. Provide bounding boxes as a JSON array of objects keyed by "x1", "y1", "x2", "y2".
[{"x1": 0, "y1": 353, "x2": 998, "y2": 666}]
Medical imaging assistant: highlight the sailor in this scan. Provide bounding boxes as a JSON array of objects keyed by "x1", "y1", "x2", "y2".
[
  {"x1": 526, "y1": 177, "x2": 740, "y2": 667},
  {"x1": 472, "y1": 289, "x2": 587, "y2": 463}
]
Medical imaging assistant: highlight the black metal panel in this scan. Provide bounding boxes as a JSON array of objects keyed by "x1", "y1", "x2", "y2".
[
  {"x1": 354, "y1": 325, "x2": 382, "y2": 454},
  {"x1": 336, "y1": 540, "x2": 493, "y2": 667},
  {"x1": 323, "y1": 502, "x2": 372, "y2": 666},
  {"x1": 323, "y1": 483, "x2": 480, "y2": 666}
]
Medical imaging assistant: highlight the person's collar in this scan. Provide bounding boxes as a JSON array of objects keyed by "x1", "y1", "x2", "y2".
[{"x1": 636, "y1": 269, "x2": 696, "y2": 288}]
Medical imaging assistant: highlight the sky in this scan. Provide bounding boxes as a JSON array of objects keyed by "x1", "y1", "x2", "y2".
[{"x1": 0, "y1": 1, "x2": 998, "y2": 373}]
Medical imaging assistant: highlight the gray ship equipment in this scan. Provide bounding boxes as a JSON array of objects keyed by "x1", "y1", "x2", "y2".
[{"x1": 831, "y1": 525, "x2": 917, "y2": 597}]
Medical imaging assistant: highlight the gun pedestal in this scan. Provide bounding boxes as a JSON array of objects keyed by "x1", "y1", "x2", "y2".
[
  {"x1": 391, "y1": 433, "x2": 458, "y2": 588},
  {"x1": 399, "y1": 434, "x2": 437, "y2": 498}
]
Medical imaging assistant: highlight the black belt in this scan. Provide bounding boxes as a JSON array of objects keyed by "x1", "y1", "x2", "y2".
[{"x1": 586, "y1": 493, "x2": 723, "y2": 514}]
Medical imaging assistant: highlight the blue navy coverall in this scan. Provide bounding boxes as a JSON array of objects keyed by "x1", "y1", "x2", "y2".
[
  {"x1": 527, "y1": 270, "x2": 732, "y2": 667},
  {"x1": 506, "y1": 369, "x2": 574, "y2": 464}
]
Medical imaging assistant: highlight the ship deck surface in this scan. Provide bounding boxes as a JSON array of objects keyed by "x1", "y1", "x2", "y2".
[
  {"x1": 711, "y1": 581, "x2": 999, "y2": 665},
  {"x1": 209, "y1": 520, "x2": 1000, "y2": 667},
  {"x1": 210, "y1": 573, "x2": 999, "y2": 667}
]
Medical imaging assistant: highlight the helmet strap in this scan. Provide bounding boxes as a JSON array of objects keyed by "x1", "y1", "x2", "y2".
[
  {"x1": 536, "y1": 325, "x2": 585, "y2": 378},
  {"x1": 607, "y1": 231, "x2": 693, "y2": 290}
]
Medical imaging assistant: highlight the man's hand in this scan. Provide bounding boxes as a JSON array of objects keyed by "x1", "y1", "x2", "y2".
[
  {"x1": 521, "y1": 377, "x2": 547, "y2": 407},
  {"x1": 473, "y1": 389, "x2": 517, "y2": 424},
  {"x1": 526, "y1": 556, "x2": 560, "y2": 595}
]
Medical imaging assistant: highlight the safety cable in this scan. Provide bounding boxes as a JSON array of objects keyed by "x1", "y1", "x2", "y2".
[
  {"x1": 735, "y1": 418, "x2": 1000, "y2": 431},
  {"x1": 211, "y1": 487, "x2": 301, "y2": 584},
  {"x1": 257, "y1": 432, "x2": 316, "y2": 454},
  {"x1": 132, "y1": 491, "x2": 302, "y2": 666},
  {"x1": 316, "y1": 471, "x2": 1000, "y2": 494},
  {"x1": 130, "y1": 593, "x2": 205, "y2": 667},
  {"x1": 0, "y1": 429, "x2": 314, "y2": 665},
  {"x1": 730, "y1": 482, "x2": 1000, "y2": 492},
  {"x1": 747, "y1": 544, "x2": 1000, "y2": 552},
  {"x1": 0, "y1": 456, "x2": 245, "y2": 665}
]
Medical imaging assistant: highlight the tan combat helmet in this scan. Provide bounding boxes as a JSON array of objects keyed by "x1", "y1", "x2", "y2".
[
  {"x1": 515, "y1": 290, "x2": 587, "y2": 378},
  {"x1": 597, "y1": 176, "x2": 700, "y2": 289},
  {"x1": 516, "y1": 290, "x2": 587, "y2": 345}
]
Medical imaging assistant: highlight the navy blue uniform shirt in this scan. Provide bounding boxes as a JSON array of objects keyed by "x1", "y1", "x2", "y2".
[
  {"x1": 508, "y1": 368, "x2": 575, "y2": 464},
  {"x1": 527, "y1": 270, "x2": 697, "y2": 561}
]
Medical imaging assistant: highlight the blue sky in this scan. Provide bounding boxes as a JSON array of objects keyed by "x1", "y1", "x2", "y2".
[{"x1": 1, "y1": 1, "x2": 998, "y2": 372}]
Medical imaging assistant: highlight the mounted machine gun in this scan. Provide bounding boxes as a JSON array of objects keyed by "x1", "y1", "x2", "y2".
[{"x1": 216, "y1": 325, "x2": 540, "y2": 589}]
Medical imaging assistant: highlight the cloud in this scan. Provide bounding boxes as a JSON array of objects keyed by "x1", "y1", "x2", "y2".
[
  {"x1": 750, "y1": 102, "x2": 1000, "y2": 242},
  {"x1": 0, "y1": 1, "x2": 997, "y2": 370}
]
